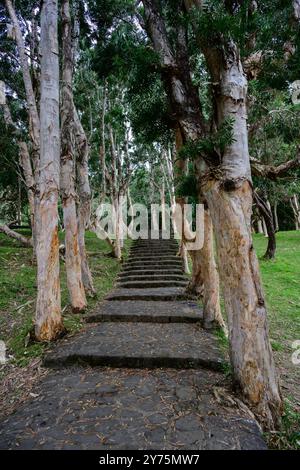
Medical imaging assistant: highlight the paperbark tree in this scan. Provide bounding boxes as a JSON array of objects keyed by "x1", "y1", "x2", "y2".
[
  {"x1": 142, "y1": 0, "x2": 282, "y2": 428},
  {"x1": 174, "y1": 126, "x2": 223, "y2": 327},
  {"x1": 1, "y1": 89, "x2": 35, "y2": 235},
  {"x1": 5, "y1": 0, "x2": 41, "y2": 253},
  {"x1": 60, "y1": 0, "x2": 87, "y2": 311},
  {"x1": 74, "y1": 107, "x2": 96, "y2": 296},
  {"x1": 290, "y1": 194, "x2": 300, "y2": 230},
  {"x1": 253, "y1": 192, "x2": 276, "y2": 259},
  {"x1": 35, "y1": 0, "x2": 63, "y2": 341}
]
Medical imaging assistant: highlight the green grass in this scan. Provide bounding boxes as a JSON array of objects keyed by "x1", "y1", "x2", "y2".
[
  {"x1": 253, "y1": 231, "x2": 300, "y2": 344},
  {"x1": 0, "y1": 230, "x2": 130, "y2": 366}
]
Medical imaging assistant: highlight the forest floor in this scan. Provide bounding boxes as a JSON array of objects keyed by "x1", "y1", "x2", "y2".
[{"x1": 0, "y1": 230, "x2": 299, "y2": 449}]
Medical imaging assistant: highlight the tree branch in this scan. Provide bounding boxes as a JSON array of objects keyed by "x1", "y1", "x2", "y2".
[{"x1": 250, "y1": 153, "x2": 300, "y2": 180}]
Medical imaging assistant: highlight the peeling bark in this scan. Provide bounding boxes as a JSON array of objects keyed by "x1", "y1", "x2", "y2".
[
  {"x1": 290, "y1": 193, "x2": 300, "y2": 230},
  {"x1": 74, "y1": 107, "x2": 96, "y2": 296},
  {"x1": 5, "y1": 0, "x2": 40, "y2": 164},
  {"x1": 35, "y1": 0, "x2": 63, "y2": 341},
  {"x1": 188, "y1": 209, "x2": 225, "y2": 330},
  {"x1": 205, "y1": 181, "x2": 282, "y2": 426},
  {"x1": 60, "y1": 0, "x2": 86, "y2": 311}
]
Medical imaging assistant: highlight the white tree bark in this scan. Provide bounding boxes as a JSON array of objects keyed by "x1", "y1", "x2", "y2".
[
  {"x1": 5, "y1": 0, "x2": 40, "y2": 163},
  {"x1": 35, "y1": 0, "x2": 63, "y2": 341},
  {"x1": 60, "y1": 0, "x2": 86, "y2": 311},
  {"x1": 201, "y1": 42, "x2": 282, "y2": 427},
  {"x1": 74, "y1": 107, "x2": 96, "y2": 295},
  {"x1": 290, "y1": 194, "x2": 300, "y2": 230}
]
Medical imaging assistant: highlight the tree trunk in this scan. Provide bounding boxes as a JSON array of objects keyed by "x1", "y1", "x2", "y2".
[
  {"x1": 160, "y1": 182, "x2": 166, "y2": 231},
  {"x1": 273, "y1": 201, "x2": 279, "y2": 232},
  {"x1": 290, "y1": 194, "x2": 300, "y2": 230},
  {"x1": 5, "y1": 0, "x2": 40, "y2": 261},
  {"x1": 0, "y1": 224, "x2": 33, "y2": 247},
  {"x1": 100, "y1": 83, "x2": 107, "y2": 201},
  {"x1": 254, "y1": 192, "x2": 276, "y2": 259},
  {"x1": 60, "y1": 0, "x2": 86, "y2": 311},
  {"x1": 5, "y1": 0, "x2": 40, "y2": 165},
  {"x1": 19, "y1": 142, "x2": 35, "y2": 236},
  {"x1": 1, "y1": 90, "x2": 36, "y2": 249},
  {"x1": 74, "y1": 107, "x2": 96, "y2": 296},
  {"x1": 188, "y1": 209, "x2": 225, "y2": 330},
  {"x1": 201, "y1": 44, "x2": 281, "y2": 426},
  {"x1": 112, "y1": 194, "x2": 122, "y2": 259},
  {"x1": 35, "y1": 0, "x2": 63, "y2": 341},
  {"x1": 178, "y1": 240, "x2": 190, "y2": 274}
]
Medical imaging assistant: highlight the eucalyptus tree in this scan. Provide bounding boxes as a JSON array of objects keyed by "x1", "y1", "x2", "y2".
[
  {"x1": 60, "y1": 0, "x2": 89, "y2": 310},
  {"x1": 35, "y1": 0, "x2": 63, "y2": 340}
]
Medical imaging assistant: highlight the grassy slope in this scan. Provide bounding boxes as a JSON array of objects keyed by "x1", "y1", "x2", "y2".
[
  {"x1": 251, "y1": 232, "x2": 300, "y2": 449},
  {"x1": 0, "y1": 230, "x2": 130, "y2": 365}
]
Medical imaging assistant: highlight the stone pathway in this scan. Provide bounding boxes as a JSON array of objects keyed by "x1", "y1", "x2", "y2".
[{"x1": 0, "y1": 237, "x2": 267, "y2": 450}]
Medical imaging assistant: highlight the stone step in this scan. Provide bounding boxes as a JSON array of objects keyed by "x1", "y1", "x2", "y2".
[
  {"x1": 118, "y1": 274, "x2": 188, "y2": 282},
  {"x1": 131, "y1": 240, "x2": 178, "y2": 246},
  {"x1": 119, "y1": 268, "x2": 184, "y2": 276},
  {"x1": 43, "y1": 322, "x2": 224, "y2": 371},
  {"x1": 118, "y1": 280, "x2": 188, "y2": 289},
  {"x1": 128, "y1": 252, "x2": 179, "y2": 257},
  {"x1": 126, "y1": 256, "x2": 180, "y2": 264},
  {"x1": 106, "y1": 287, "x2": 191, "y2": 301},
  {"x1": 124, "y1": 261, "x2": 183, "y2": 269},
  {"x1": 129, "y1": 249, "x2": 177, "y2": 256},
  {"x1": 86, "y1": 300, "x2": 203, "y2": 323},
  {"x1": 131, "y1": 239, "x2": 177, "y2": 244},
  {"x1": 122, "y1": 265, "x2": 184, "y2": 273}
]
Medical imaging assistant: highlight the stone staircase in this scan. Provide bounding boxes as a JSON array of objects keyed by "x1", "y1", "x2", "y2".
[{"x1": 0, "y1": 235, "x2": 267, "y2": 450}]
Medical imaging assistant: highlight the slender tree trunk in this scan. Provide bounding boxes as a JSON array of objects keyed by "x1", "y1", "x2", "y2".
[
  {"x1": 35, "y1": 0, "x2": 63, "y2": 341},
  {"x1": 257, "y1": 218, "x2": 264, "y2": 234},
  {"x1": 188, "y1": 209, "x2": 225, "y2": 329},
  {"x1": 179, "y1": 241, "x2": 190, "y2": 274},
  {"x1": 5, "y1": 0, "x2": 40, "y2": 259},
  {"x1": 273, "y1": 201, "x2": 279, "y2": 232},
  {"x1": 60, "y1": 0, "x2": 86, "y2": 311},
  {"x1": 74, "y1": 107, "x2": 96, "y2": 296},
  {"x1": 112, "y1": 193, "x2": 122, "y2": 259},
  {"x1": 1, "y1": 88, "x2": 36, "y2": 248},
  {"x1": 290, "y1": 194, "x2": 300, "y2": 230},
  {"x1": 254, "y1": 192, "x2": 276, "y2": 259},
  {"x1": 19, "y1": 142, "x2": 35, "y2": 234},
  {"x1": 100, "y1": 83, "x2": 107, "y2": 201},
  {"x1": 160, "y1": 180, "x2": 166, "y2": 231},
  {"x1": 17, "y1": 176, "x2": 21, "y2": 225}
]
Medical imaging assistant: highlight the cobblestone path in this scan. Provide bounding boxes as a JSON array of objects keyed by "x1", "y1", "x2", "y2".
[{"x1": 0, "y1": 237, "x2": 267, "y2": 449}]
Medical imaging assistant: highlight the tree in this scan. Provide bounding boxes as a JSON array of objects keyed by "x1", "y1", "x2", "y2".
[
  {"x1": 35, "y1": 0, "x2": 64, "y2": 341},
  {"x1": 60, "y1": 0, "x2": 87, "y2": 311}
]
